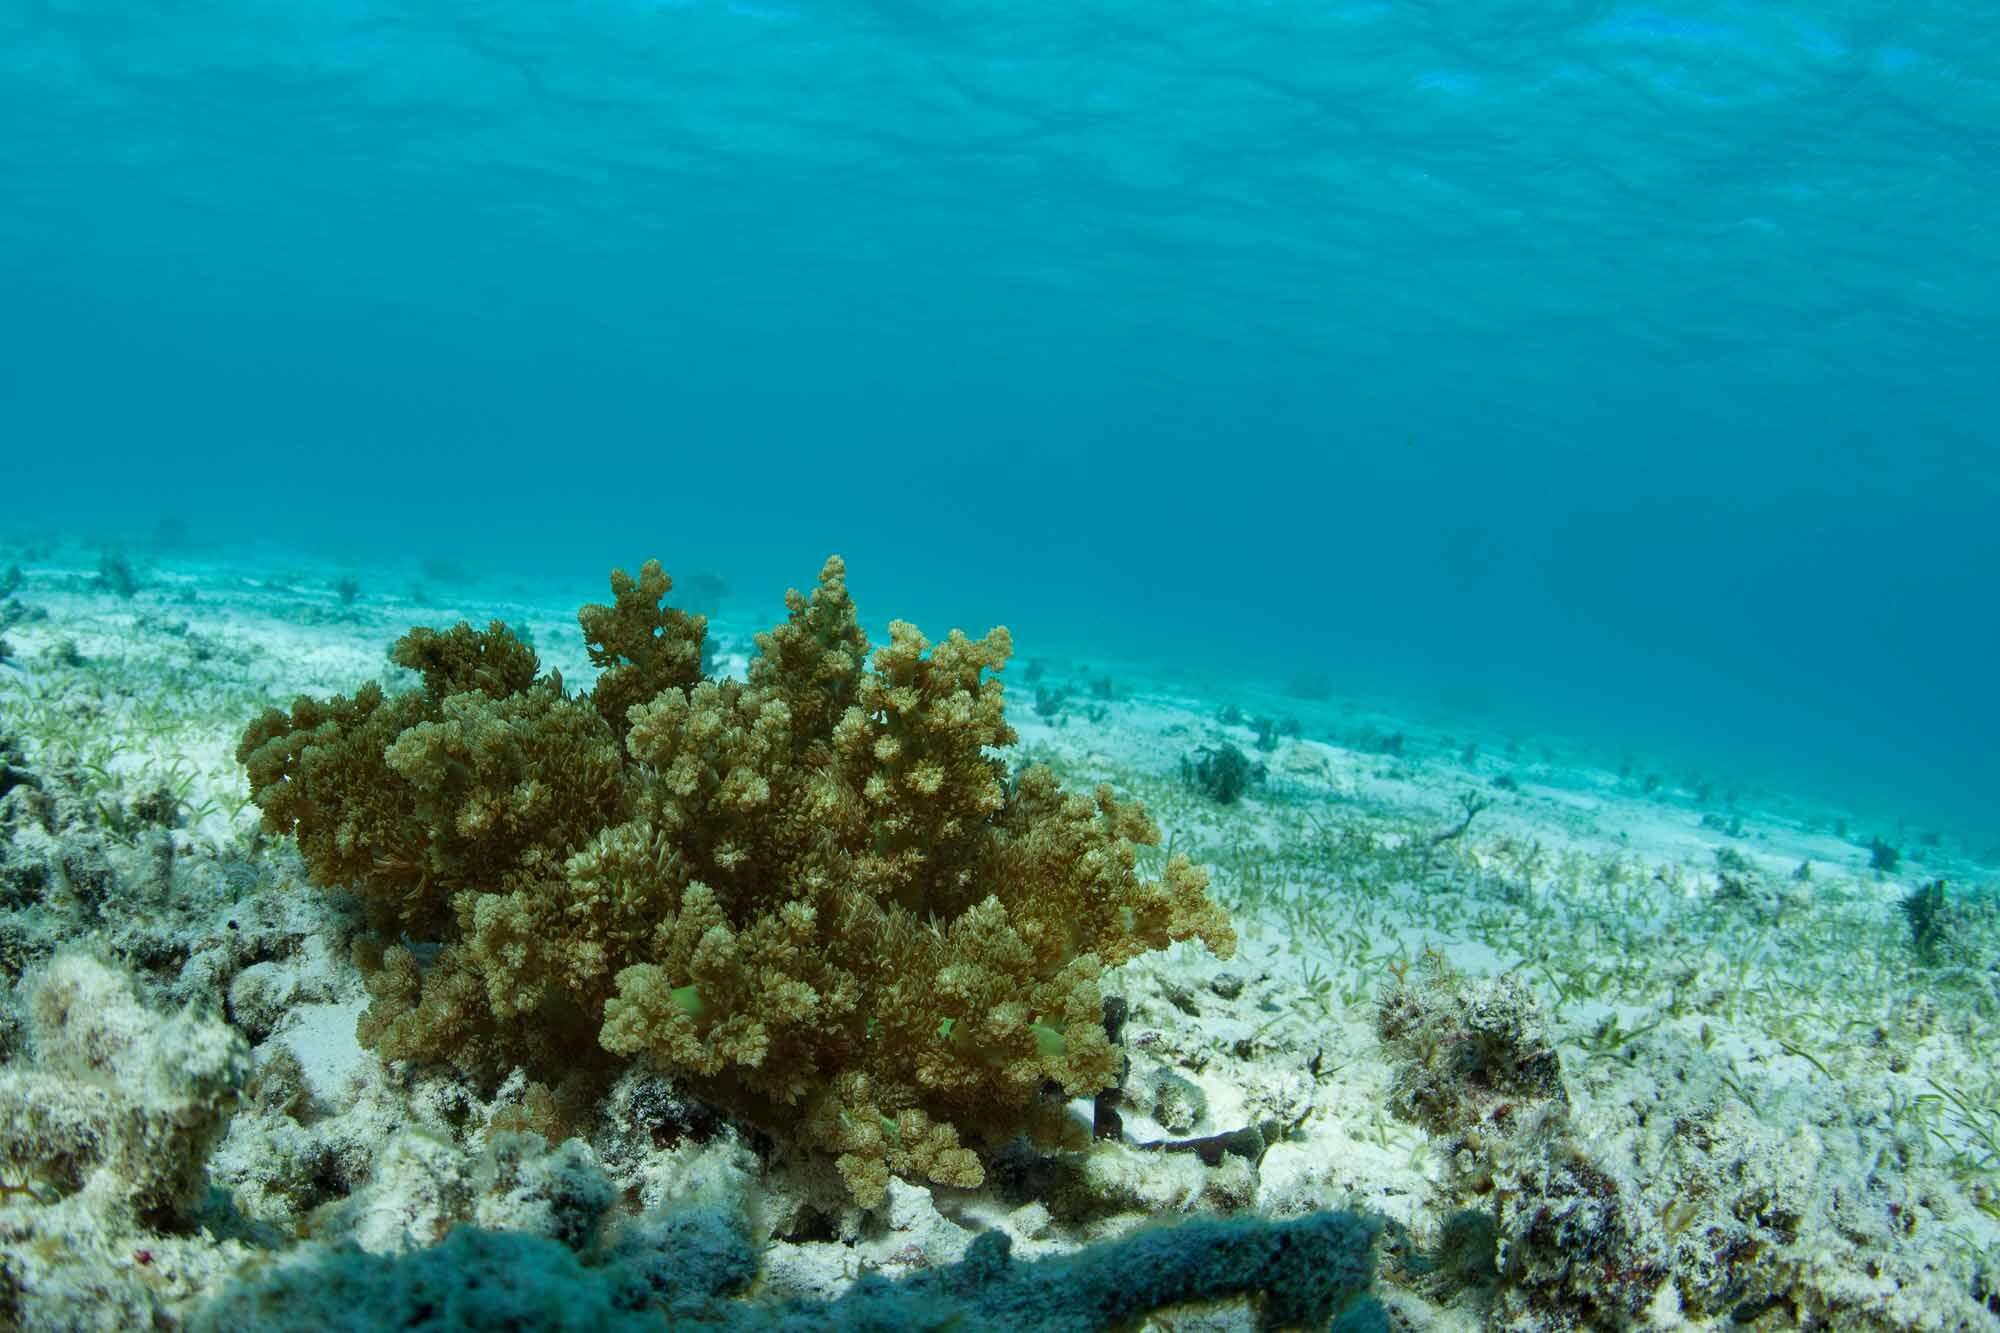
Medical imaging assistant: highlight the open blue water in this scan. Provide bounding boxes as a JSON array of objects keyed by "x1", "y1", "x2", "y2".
[{"x1": 3, "y1": 1, "x2": 1995, "y2": 838}]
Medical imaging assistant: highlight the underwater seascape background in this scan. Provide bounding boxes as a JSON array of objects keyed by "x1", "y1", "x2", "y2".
[{"x1": 3, "y1": 0, "x2": 1995, "y2": 839}]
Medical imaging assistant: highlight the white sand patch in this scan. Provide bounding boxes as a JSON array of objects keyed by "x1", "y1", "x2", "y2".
[{"x1": 3, "y1": 540, "x2": 1995, "y2": 1327}]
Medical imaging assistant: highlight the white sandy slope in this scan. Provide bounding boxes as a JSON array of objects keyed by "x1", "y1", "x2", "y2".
[{"x1": 1, "y1": 542, "x2": 1996, "y2": 1329}]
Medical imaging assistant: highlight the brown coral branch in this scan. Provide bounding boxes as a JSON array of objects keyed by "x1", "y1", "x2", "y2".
[{"x1": 239, "y1": 556, "x2": 1234, "y2": 1206}]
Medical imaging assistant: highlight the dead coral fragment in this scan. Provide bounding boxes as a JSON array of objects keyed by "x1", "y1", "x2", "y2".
[
  {"x1": 239, "y1": 556, "x2": 1234, "y2": 1205},
  {"x1": 1376, "y1": 954, "x2": 1564, "y2": 1137},
  {"x1": 1, "y1": 955, "x2": 249, "y2": 1224}
]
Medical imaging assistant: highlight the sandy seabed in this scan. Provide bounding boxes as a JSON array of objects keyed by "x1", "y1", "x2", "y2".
[{"x1": 0, "y1": 543, "x2": 1996, "y2": 1330}]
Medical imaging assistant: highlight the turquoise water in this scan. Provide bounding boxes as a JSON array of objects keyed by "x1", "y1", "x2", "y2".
[{"x1": 3, "y1": 1, "x2": 1994, "y2": 837}]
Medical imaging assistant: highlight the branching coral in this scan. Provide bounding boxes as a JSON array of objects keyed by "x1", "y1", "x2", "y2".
[{"x1": 239, "y1": 557, "x2": 1234, "y2": 1204}]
